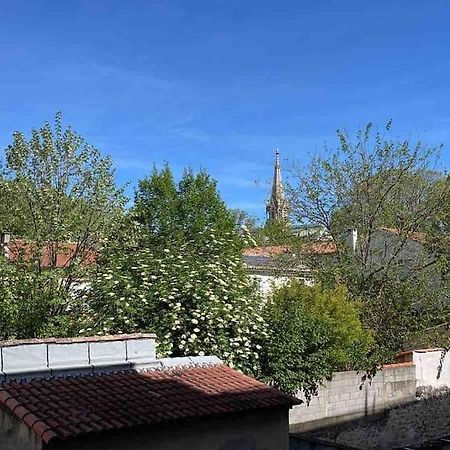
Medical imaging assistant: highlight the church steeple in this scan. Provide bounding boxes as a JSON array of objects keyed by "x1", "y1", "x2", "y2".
[{"x1": 266, "y1": 149, "x2": 288, "y2": 222}]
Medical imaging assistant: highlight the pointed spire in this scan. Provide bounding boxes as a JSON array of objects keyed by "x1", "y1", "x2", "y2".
[
  {"x1": 266, "y1": 149, "x2": 288, "y2": 222},
  {"x1": 272, "y1": 149, "x2": 282, "y2": 199}
]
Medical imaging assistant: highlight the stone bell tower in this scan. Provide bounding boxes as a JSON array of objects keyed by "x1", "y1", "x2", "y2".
[{"x1": 266, "y1": 149, "x2": 288, "y2": 222}]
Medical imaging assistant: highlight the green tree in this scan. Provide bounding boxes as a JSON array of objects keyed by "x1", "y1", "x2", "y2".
[
  {"x1": 0, "y1": 256, "x2": 76, "y2": 340},
  {"x1": 257, "y1": 218, "x2": 294, "y2": 245},
  {"x1": 260, "y1": 281, "x2": 372, "y2": 398},
  {"x1": 84, "y1": 166, "x2": 265, "y2": 375},
  {"x1": 133, "y1": 164, "x2": 179, "y2": 246},
  {"x1": 0, "y1": 112, "x2": 125, "y2": 274},
  {"x1": 133, "y1": 166, "x2": 237, "y2": 250},
  {"x1": 0, "y1": 113, "x2": 125, "y2": 339},
  {"x1": 178, "y1": 169, "x2": 236, "y2": 242},
  {"x1": 231, "y1": 208, "x2": 259, "y2": 233},
  {"x1": 289, "y1": 122, "x2": 449, "y2": 358}
]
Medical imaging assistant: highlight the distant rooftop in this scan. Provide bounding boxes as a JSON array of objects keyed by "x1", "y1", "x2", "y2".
[{"x1": 4, "y1": 238, "x2": 96, "y2": 268}]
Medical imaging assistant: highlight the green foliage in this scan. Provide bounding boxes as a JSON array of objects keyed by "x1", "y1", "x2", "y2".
[
  {"x1": 133, "y1": 164, "x2": 179, "y2": 244},
  {"x1": 133, "y1": 166, "x2": 236, "y2": 249},
  {"x1": 85, "y1": 226, "x2": 266, "y2": 374},
  {"x1": 289, "y1": 122, "x2": 449, "y2": 358},
  {"x1": 231, "y1": 209, "x2": 259, "y2": 233},
  {"x1": 260, "y1": 281, "x2": 373, "y2": 397},
  {"x1": 0, "y1": 112, "x2": 124, "y2": 339},
  {"x1": 359, "y1": 267, "x2": 450, "y2": 358},
  {"x1": 428, "y1": 176, "x2": 450, "y2": 273},
  {"x1": 0, "y1": 257, "x2": 77, "y2": 340},
  {"x1": 83, "y1": 167, "x2": 265, "y2": 375},
  {"x1": 255, "y1": 218, "x2": 294, "y2": 245},
  {"x1": 0, "y1": 112, "x2": 126, "y2": 271}
]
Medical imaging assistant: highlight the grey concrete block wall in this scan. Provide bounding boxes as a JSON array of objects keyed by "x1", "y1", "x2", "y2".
[{"x1": 289, "y1": 363, "x2": 417, "y2": 432}]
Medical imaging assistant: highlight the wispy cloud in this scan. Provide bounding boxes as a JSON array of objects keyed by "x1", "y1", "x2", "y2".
[
  {"x1": 172, "y1": 127, "x2": 211, "y2": 143},
  {"x1": 42, "y1": 62, "x2": 175, "y2": 93}
]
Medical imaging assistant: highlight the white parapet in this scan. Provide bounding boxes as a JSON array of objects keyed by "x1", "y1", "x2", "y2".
[
  {"x1": 48, "y1": 342, "x2": 91, "y2": 375},
  {"x1": 1, "y1": 343, "x2": 50, "y2": 380},
  {"x1": 0, "y1": 333, "x2": 158, "y2": 381}
]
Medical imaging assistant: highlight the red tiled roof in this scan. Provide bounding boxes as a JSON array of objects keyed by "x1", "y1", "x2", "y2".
[
  {"x1": 6, "y1": 239, "x2": 96, "y2": 268},
  {"x1": 243, "y1": 241, "x2": 336, "y2": 258},
  {"x1": 301, "y1": 241, "x2": 337, "y2": 255},
  {"x1": 243, "y1": 245, "x2": 290, "y2": 257},
  {"x1": 379, "y1": 227, "x2": 427, "y2": 244},
  {"x1": 0, "y1": 365, "x2": 298, "y2": 444}
]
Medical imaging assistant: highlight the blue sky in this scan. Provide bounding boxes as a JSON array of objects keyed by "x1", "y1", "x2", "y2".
[{"x1": 1, "y1": 1, "x2": 449, "y2": 221}]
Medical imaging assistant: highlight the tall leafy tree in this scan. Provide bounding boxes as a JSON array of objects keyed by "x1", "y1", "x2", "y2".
[
  {"x1": 0, "y1": 113, "x2": 125, "y2": 339},
  {"x1": 133, "y1": 166, "x2": 237, "y2": 250},
  {"x1": 289, "y1": 122, "x2": 449, "y2": 358},
  {"x1": 85, "y1": 166, "x2": 265, "y2": 374},
  {"x1": 133, "y1": 164, "x2": 179, "y2": 246},
  {"x1": 0, "y1": 112, "x2": 126, "y2": 274}
]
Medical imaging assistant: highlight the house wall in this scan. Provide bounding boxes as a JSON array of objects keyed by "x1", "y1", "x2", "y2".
[
  {"x1": 251, "y1": 274, "x2": 314, "y2": 296},
  {"x1": 413, "y1": 349, "x2": 450, "y2": 392},
  {"x1": 0, "y1": 407, "x2": 42, "y2": 450},
  {"x1": 45, "y1": 408, "x2": 289, "y2": 450},
  {"x1": 251, "y1": 274, "x2": 293, "y2": 296},
  {"x1": 367, "y1": 231, "x2": 434, "y2": 276},
  {"x1": 289, "y1": 364, "x2": 417, "y2": 433}
]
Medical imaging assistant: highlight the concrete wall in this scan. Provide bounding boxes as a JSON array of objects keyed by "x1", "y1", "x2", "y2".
[
  {"x1": 0, "y1": 334, "x2": 157, "y2": 381},
  {"x1": 289, "y1": 363, "x2": 416, "y2": 432},
  {"x1": 413, "y1": 349, "x2": 450, "y2": 391},
  {"x1": 251, "y1": 274, "x2": 314, "y2": 296},
  {"x1": 45, "y1": 408, "x2": 289, "y2": 450}
]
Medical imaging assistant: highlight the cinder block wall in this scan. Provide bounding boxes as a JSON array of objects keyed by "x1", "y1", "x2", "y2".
[{"x1": 289, "y1": 363, "x2": 416, "y2": 432}]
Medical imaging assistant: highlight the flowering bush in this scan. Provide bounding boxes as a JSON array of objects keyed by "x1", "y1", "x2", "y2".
[{"x1": 85, "y1": 228, "x2": 266, "y2": 375}]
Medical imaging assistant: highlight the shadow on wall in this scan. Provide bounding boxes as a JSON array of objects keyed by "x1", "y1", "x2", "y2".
[{"x1": 291, "y1": 389, "x2": 450, "y2": 450}]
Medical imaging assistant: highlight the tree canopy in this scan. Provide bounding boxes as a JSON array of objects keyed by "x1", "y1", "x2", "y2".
[
  {"x1": 260, "y1": 281, "x2": 372, "y2": 398},
  {"x1": 0, "y1": 113, "x2": 125, "y2": 340},
  {"x1": 133, "y1": 165, "x2": 237, "y2": 250},
  {"x1": 82, "y1": 166, "x2": 265, "y2": 374},
  {"x1": 0, "y1": 112, "x2": 125, "y2": 274},
  {"x1": 288, "y1": 122, "x2": 450, "y2": 357}
]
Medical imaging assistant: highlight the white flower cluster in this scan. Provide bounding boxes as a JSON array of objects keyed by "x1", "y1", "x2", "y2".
[{"x1": 90, "y1": 228, "x2": 267, "y2": 374}]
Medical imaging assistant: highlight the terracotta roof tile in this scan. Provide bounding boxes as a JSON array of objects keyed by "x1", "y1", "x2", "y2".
[
  {"x1": 379, "y1": 227, "x2": 427, "y2": 243},
  {"x1": 301, "y1": 241, "x2": 337, "y2": 255},
  {"x1": 6, "y1": 239, "x2": 96, "y2": 268},
  {"x1": 243, "y1": 246, "x2": 290, "y2": 257},
  {"x1": 0, "y1": 364, "x2": 298, "y2": 444},
  {"x1": 243, "y1": 241, "x2": 337, "y2": 258}
]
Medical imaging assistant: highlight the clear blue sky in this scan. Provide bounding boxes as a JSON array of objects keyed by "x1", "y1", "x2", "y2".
[{"x1": 1, "y1": 1, "x2": 449, "y2": 221}]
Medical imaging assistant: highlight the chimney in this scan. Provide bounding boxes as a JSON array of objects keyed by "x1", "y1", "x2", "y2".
[
  {"x1": 1, "y1": 232, "x2": 11, "y2": 258},
  {"x1": 346, "y1": 228, "x2": 358, "y2": 253},
  {"x1": 0, "y1": 333, "x2": 158, "y2": 382}
]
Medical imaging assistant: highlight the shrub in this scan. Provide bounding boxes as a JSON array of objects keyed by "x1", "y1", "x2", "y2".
[{"x1": 260, "y1": 281, "x2": 373, "y2": 398}]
